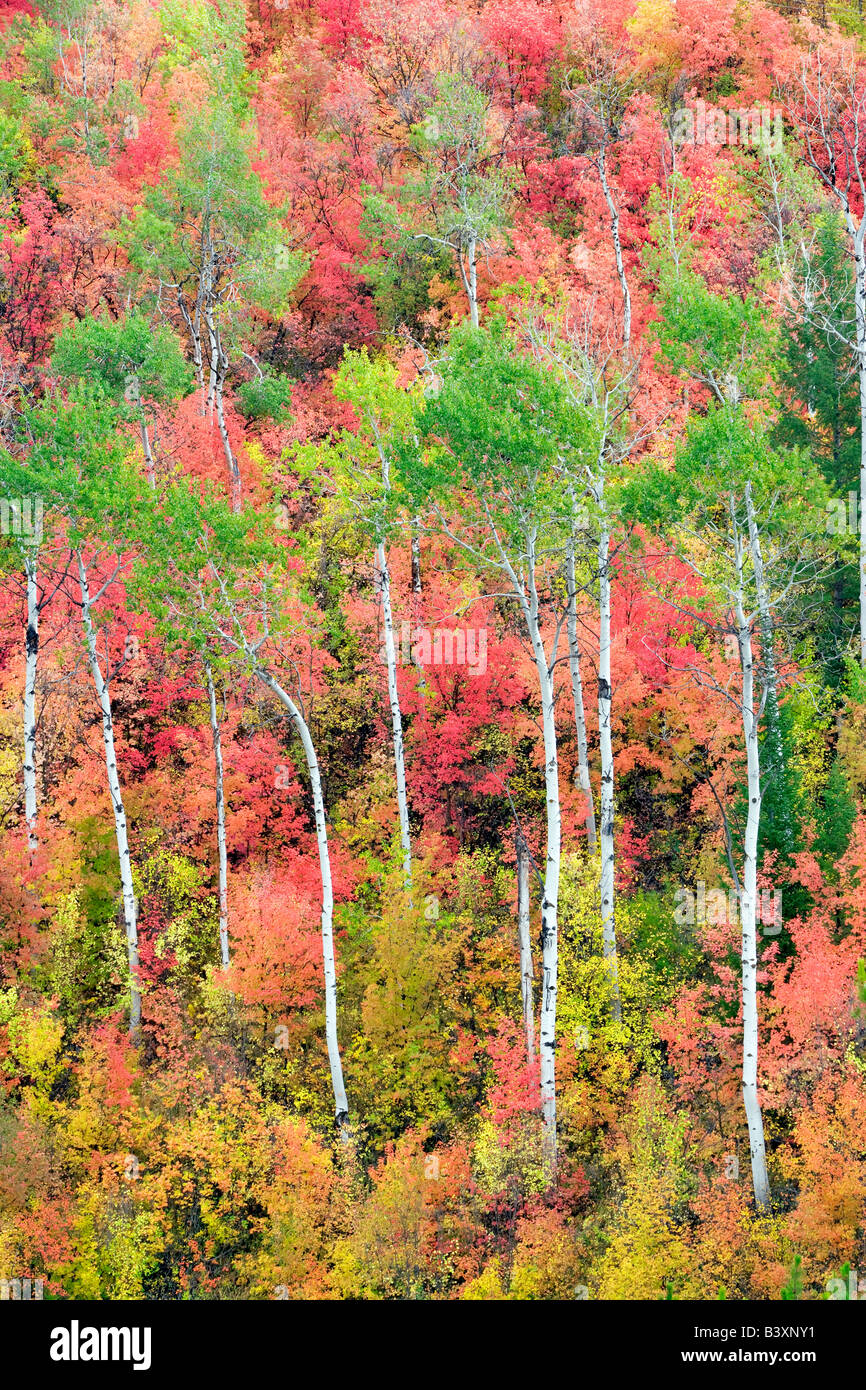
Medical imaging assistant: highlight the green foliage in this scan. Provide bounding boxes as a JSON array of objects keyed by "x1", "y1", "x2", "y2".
[
  {"x1": 53, "y1": 313, "x2": 191, "y2": 410},
  {"x1": 0, "y1": 386, "x2": 147, "y2": 555},
  {"x1": 774, "y1": 212, "x2": 859, "y2": 496},
  {"x1": 158, "y1": 0, "x2": 254, "y2": 113},
  {"x1": 235, "y1": 372, "x2": 293, "y2": 422},
  {"x1": 122, "y1": 103, "x2": 305, "y2": 334},
  {"x1": 780, "y1": 1253, "x2": 804, "y2": 1300},
  {"x1": 651, "y1": 263, "x2": 774, "y2": 403},
  {"x1": 404, "y1": 318, "x2": 596, "y2": 556}
]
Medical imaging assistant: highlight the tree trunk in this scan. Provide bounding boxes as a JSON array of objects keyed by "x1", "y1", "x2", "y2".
[
  {"x1": 253, "y1": 666, "x2": 349, "y2": 1133},
  {"x1": 517, "y1": 831, "x2": 535, "y2": 1062},
  {"x1": 597, "y1": 509, "x2": 622, "y2": 1021},
  {"x1": 376, "y1": 542, "x2": 412, "y2": 891},
  {"x1": 598, "y1": 146, "x2": 631, "y2": 350},
  {"x1": 23, "y1": 555, "x2": 38, "y2": 854},
  {"x1": 77, "y1": 552, "x2": 141, "y2": 1040},
  {"x1": 467, "y1": 235, "x2": 479, "y2": 330},
  {"x1": 214, "y1": 351, "x2": 241, "y2": 513},
  {"x1": 177, "y1": 294, "x2": 204, "y2": 406},
  {"x1": 139, "y1": 417, "x2": 156, "y2": 488},
  {"x1": 566, "y1": 538, "x2": 597, "y2": 853},
  {"x1": 524, "y1": 555, "x2": 561, "y2": 1172},
  {"x1": 734, "y1": 530, "x2": 771, "y2": 1210},
  {"x1": 411, "y1": 527, "x2": 422, "y2": 595},
  {"x1": 205, "y1": 662, "x2": 230, "y2": 969}
]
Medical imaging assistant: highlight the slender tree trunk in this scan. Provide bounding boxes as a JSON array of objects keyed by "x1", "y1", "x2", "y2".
[
  {"x1": 205, "y1": 297, "x2": 218, "y2": 417},
  {"x1": 253, "y1": 666, "x2": 349, "y2": 1133},
  {"x1": 566, "y1": 538, "x2": 597, "y2": 853},
  {"x1": 139, "y1": 417, "x2": 155, "y2": 488},
  {"x1": 457, "y1": 239, "x2": 480, "y2": 330},
  {"x1": 177, "y1": 295, "x2": 204, "y2": 406},
  {"x1": 517, "y1": 831, "x2": 535, "y2": 1062},
  {"x1": 411, "y1": 526, "x2": 422, "y2": 595},
  {"x1": 23, "y1": 555, "x2": 38, "y2": 854},
  {"x1": 209, "y1": 319, "x2": 240, "y2": 512},
  {"x1": 376, "y1": 542, "x2": 412, "y2": 891},
  {"x1": 598, "y1": 146, "x2": 631, "y2": 351},
  {"x1": 205, "y1": 662, "x2": 229, "y2": 969},
  {"x1": 524, "y1": 553, "x2": 561, "y2": 1172},
  {"x1": 735, "y1": 568, "x2": 771, "y2": 1210},
  {"x1": 77, "y1": 552, "x2": 141, "y2": 1040},
  {"x1": 215, "y1": 371, "x2": 241, "y2": 514},
  {"x1": 468, "y1": 235, "x2": 479, "y2": 330},
  {"x1": 597, "y1": 505, "x2": 622, "y2": 1022},
  {"x1": 588, "y1": 143, "x2": 628, "y2": 1006}
]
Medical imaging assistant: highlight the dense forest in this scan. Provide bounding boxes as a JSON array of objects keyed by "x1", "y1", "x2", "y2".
[{"x1": 0, "y1": 0, "x2": 865, "y2": 1305}]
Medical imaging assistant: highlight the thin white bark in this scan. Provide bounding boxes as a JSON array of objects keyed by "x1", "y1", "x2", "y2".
[
  {"x1": 205, "y1": 662, "x2": 230, "y2": 969},
  {"x1": 517, "y1": 831, "x2": 535, "y2": 1062},
  {"x1": 598, "y1": 146, "x2": 631, "y2": 351},
  {"x1": 411, "y1": 527, "x2": 422, "y2": 595},
  {"x1": 376, "y1": 542, "x2": 412, "y2": 891},
  {"x1": 566, "y1": 538, "x2": 597, "y2": 853},
  {"x1": 23, "y1": 556, "x2": 38, "y2": 853},
  {"x1": 177, "y1": 293, "x2": 205, "y2": 407},
  {"x1": 77, "y1": 552, "x2": 141, "y2": 1040},
  {"x1": 253, "y1": 665, "x2": 350, "y2": 1133},
  {"x1": 524, "y1": 543, "x2": 561, "y2": 1171},
  {"x1": 214, "y1": 356, "x2": 240, "y2": 514},
  {"x1": 467, "y1": 235, "x2": 479, "y2": 330},
  {"x1": 597, "y1": 507, "x2": 622, "y2": 1022},
  {"x1": 205, "y1": 287, "x2": 219, "y2": 421},
  {"x1": 733, "y1": 513, "x2": 772, "y2": 1210},
  {"x1": 139, "y1": 417, "x2": 155, "y2": 488}
]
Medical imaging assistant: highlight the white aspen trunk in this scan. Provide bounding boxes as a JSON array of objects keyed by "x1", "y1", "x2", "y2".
[
  {"x1": 23, "y1": 555, "x2": 38, "y2": 853},
  {"x1": 177, "y1": 295, "x2": 204, "y2": 406},
  {"x1": 745, "y1": 482, "x2": 792, "y2": 853},
  {"x1": 598, "y1": 146, "x2": 631, "y2": 350},
  {"x1": 524, "y1": 552, "x2": 561, "y2": 1172},
  {"x1": 205, "y1": 297, "x2": 219, "y2": 421},
  {"x1": 566, "y1": 538, "x2": 597, "y2": 853},
  {"x1": 139, "y1": 418, "x2": 155, "y2": 488},
  {"x1": 467, "y1": 235, "x2": 479, "y2": 330},
  {"x1": 517, "y1": 831, "x2": 535, "y2": 1062},
  {"x1": 253, "y1": 665, "x2": 349, "y2": 1132},
  {"x1": 77, "y1": 552, "x2": 141, "y2": 1040},
  {"x1": 215, "y1": 372, "x2": 241, "y2": 514},
  {"x1": 376, "y1": 541, "x2": 412, "y2": 891},
  {"x1": 205, "y1": 662, "x2": 229, "y2": 969},
  {"x1": 411, "y1": 527, "x2": 422, "y2": 595},
  {"x1": 207, "y1": 313, "x2": 240, "y2": 513},
  {"x1": 735, "y1": 563, "x2": 772, "y2": 1210},
  {"x1": 215, "y1": 347, "x2": 241, "y2": 517},
  {"x1": 597, "y1": 505, "x2": 622, "y2": 1022}
]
